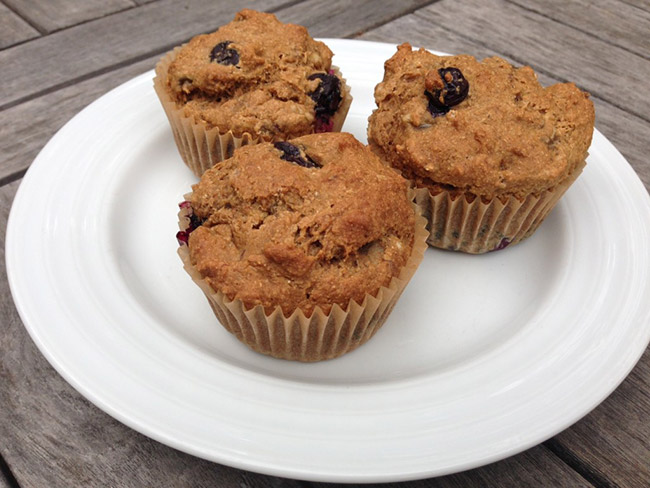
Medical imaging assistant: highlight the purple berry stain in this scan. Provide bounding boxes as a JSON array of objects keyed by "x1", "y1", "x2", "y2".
[
  {"x1": 425, "y1": 67, "x2": 469, "y2": 117},
  {"x1": 176, "y1": 230, "x2": 190, "y2": 246},
  {"x1": 176, "y1": 201, "x2": 205, "y2": 245},
  {"x1": 209, "y1": 40, "x2": 239, "y2": 66},
  {"x1": 274, "y1": 142, "x2": 321, "y2": 169},
  {"x1": 493, "y1": 237, "x2": 511, "y2": 251},
  {"x1": 308, "y1": 70, "x2": 341, "y2": 131},
  {"x1": 314, "y1": 117, "x2": 334, "y2": 133}
]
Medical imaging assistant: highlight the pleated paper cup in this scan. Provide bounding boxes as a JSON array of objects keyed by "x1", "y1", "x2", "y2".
[
  {"x1": 176, "y1": 200, "x2": 428, "y2": 362},
  {"x1": 154, "y1": 47, "x2": 352, "y2": 178},
  {"x1": 415, "y1": 159, "x2": 586, "y2": 254}
]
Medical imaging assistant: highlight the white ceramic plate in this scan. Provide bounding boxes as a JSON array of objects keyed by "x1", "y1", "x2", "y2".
[{"x1": 6, "y1": 39, "x2": 650, "y2": 483}]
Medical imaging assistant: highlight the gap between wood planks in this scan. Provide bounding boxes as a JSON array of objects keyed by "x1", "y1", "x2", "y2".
[
  {"x1": 0, "y1": 167, "x2": 26, "y2": 188},
  {"x1": 3, "y1": 0, "x2": 144, "y2": 37},
  {"x1": 0, "y1": 43, "x2": 177, "y2": 113},
  {"x1": 0, "y1": 452, "x2": 20, "y2": 488},
  {"x1": 336, "y1": 0, "x2": 439, "y2": 38},
  {"x1": 409, "y1": 4, "x2": 650, "y2": 125},
  {"x1": 0, "y1": 0, "x2": 47, "y2": 35},
  {"x1": 0, "y1": 0, "x2": 301, "y2": 112},
  {"x1": 544, "y1": 439, "x2": 614, "y2": 488},
  {"x1": 505, "y1": 0, "x2": 649, "y2": 61},
  {"x1": 0, "y1": 0, "x2": 439, "y2": 113}
]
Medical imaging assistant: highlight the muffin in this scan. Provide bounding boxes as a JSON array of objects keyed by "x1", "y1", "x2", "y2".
[
  {"x1": 368, "y1": 43, "x2": 595, "y2": 253},
  {"x1": 176, "y1": 132, "x2": 428, "y2": 361},
  {"x1": 154, "y1": 9, "x2": 352, "y2": 177}
]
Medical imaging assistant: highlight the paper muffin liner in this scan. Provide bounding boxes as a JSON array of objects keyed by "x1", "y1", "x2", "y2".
[
  {"x1": 415, "y1": 159, "x2": 586, "y2": 254},
  {"x1": 176, "y1": 196, "x2": 428, "y2": 362},
  {"x1": 154, "y1": 47, "x2": 352, "y2": 178}
]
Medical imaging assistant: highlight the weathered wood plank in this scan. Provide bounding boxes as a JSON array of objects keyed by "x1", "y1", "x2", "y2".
[
  {"x1": 0, "y1": 54, "x2": 161, "y2": 186},
  {"x1": 0, "y1": 456, "x2": 15, "y2": 488},
  {"x1": 621, "y1": 0, "x2": 650, "y2": 12},
  {"x1": 591, "y1": 99, "x2": 650, "y2": 189},
  {"x1": 3, "y1": 0, "x2": 136, "y2": 33},
  {"x1": 0, "y1": 0, "x2": 294, "y2": 109},
  {"x1": 507, "y1": 0, "x2": 650, "y2": 58},
  {"x1": 313, "y1": 445, "x2": 594, "y2": 487},
  {"x1": 359, "y1": 15, "x2": 650, "y2": 190},
  {"x1": 0, "y1": 181, "x2": 304, "y2": 488},
  {"x1": 412, "y1": 0, "x2": 650, "y2": 122},
  {"x1": 276, "y1": 0, "x2": 435, "y2": 38},
  {"x1": 548, "y1": 348, "x2": 650, "y2": 487},
  {"x1": 0, "y1": 2, "x2": 39, "y2": 48}
]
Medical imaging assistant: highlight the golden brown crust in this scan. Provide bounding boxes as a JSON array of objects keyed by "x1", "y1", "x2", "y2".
[
  {"x1": 367, "y1": 43, "x2": 595, "y2": 199},
  {"x1": 163, "y1": 9, "x2": 344, "y2": 140},
  {"x1": 186, "y1": 132, "x2": 416, "y2": 316}
]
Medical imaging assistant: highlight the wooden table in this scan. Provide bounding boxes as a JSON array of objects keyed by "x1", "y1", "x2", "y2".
[{"x1": 1, "y1": 1, "x2": 649, "y2": 486}]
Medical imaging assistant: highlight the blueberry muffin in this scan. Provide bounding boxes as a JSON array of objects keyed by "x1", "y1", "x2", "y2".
[
  {"x1": 154, "y1": 9, "x2": 352, "y2": 177},
  {"x1": 176, "y1": 132, "x2": 427, "y2": 361},
  {"x1": 368, "y1": 43, "x2": 594, "y2": 253}
]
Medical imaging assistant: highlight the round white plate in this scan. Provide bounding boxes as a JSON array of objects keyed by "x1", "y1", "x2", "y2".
[{"x1": 6, "y1": 39, "x2": 650, "y2": 483}]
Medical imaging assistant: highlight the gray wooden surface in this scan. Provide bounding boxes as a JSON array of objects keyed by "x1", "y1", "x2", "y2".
[{"x1": 1, "y1": 0, "x2": 649, "y2": 486}]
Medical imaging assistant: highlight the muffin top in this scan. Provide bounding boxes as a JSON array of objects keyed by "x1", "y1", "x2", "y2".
[
  {"x1": 183, "y1": 132, "x2": 416, "y2": 316},
  {"x1": 368, "y1": 43, "x2": 595, "y2": 199},
  {"x1": 164, "y1": 9, "x2": 345, "y2": 140}
]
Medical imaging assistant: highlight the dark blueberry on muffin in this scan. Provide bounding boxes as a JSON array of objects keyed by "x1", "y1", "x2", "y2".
[
  {"x1": 209, "y1": 40, "x2": 239, "y2": 66},
  {"x1": 425, "y1": 67, "x2": 469, "y2": 116},
  {"x1": 274, "y1": 141, "x2": 321, "y2": 168},
  {"x1": 308, "y1": 71, "x2": 342, "y2": 130}
]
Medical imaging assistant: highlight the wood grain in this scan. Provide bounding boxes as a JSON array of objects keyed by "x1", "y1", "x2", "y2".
[
  {"x1": 0, "y1": 54, "x2": 161, "y2": 185},
  {"x1": 0, "y1": 182, "x2": 303, "y2": 488},
  {"x1": 0, "y1": 2, "x2": 39, "y2": 48},
  {"x1": 3, "y1": 0, "x2": 136, "y2": 33},
  {"x1": 0, "y1": 0, "x2": 293, "y2": 110},
  {"x1": 507, "y1": 0, "x2": 650, "y2": 58},
  {"x1": 548, "y1": 349, "x2": 650, "y2": 487},
  {"x1": 276, "y1": 0, "x2": 435, "y2": 38}
]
